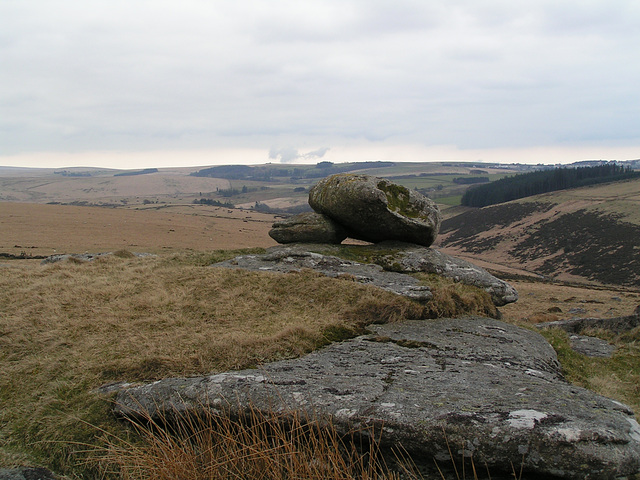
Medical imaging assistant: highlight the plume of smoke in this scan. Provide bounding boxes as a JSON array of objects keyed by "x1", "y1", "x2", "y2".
[{"x1": 269, "y1": 147, "x2": 330, "y2": 163}]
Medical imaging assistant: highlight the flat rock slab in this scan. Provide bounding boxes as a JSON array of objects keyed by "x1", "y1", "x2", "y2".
[
  {"x1": 213, "y1": 247, "x2": 433, "y2": 302},
  {"x1": 115, "y1": 317, "x2": 640, "y2": 479},
  {"x1": 569, "y1": 334, "x2": 615, "y2": 358},
  {"x1": 537, "y1": 306, "x2": 640, "y2": 335}
]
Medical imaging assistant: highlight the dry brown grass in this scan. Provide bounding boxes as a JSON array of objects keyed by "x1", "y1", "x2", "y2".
[
  {"x1": 96, "y1": 403, "x2": 406, "y2": 480},
  {"x1": 500, "y1": 279, "x2": 640, "y2": 325},
  {"x1": 0, "y1": 202, "x2": 278, "y2": 257},
  {"x1": 419, "y1": 276, "x2": 498, "y2": 319},
  {"x1": 2, "y1": 245, "x2": 638, "y2": 478},
  {"x1": 0, "y1": 251, "x2": 452, "y2": 475}
]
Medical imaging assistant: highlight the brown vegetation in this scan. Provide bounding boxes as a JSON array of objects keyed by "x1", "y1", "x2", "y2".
[
  {"x1": 1, "y1": 176, "x2": 639, "y2": 478},
  {"x1": 437, "y1": 178, "x2": 640, "y2": 287},
  {"x1": 0, "y1": 251, "x2": 495, "y2": 475},
  {"x1": 0, "y1": 202, "x2": 278, "y2": 257}
]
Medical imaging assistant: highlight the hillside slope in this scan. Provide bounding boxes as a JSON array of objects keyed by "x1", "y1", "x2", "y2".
[{"x1": 435, "y1": 178, "x2": 640, "y2": 287}]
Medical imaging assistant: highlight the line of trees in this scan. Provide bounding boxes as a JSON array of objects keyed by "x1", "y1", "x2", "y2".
[
  {"x1": 190, "y1": 162, "x2": 396, "y2": 181},
  {"x1": 114, "y1": 168, "x2": 158, "y2": 177},
  {"x1": 461, "y1": 163, "x2": 640, "y2": 207}
]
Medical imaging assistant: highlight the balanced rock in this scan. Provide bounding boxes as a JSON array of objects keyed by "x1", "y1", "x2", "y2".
[
  {"x1": 269, "y1": 212, "x2": 348, "y2": 244},
  {"x1": 309, "y1": 174, "x2": 441, "y2": 246},
  {"x1": 115, "y1": 317, "x2": 640, "y2": 479}
]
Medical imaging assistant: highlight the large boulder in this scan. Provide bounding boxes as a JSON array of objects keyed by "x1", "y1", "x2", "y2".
[
  {"x1": 308, "y1": 174, "x2": 441, "y2": 246},
  {"x1": 269, "y1": 212, "x2": 348, "y2": 244},
  {"x1": 115, "y1": 317, "x2": 640, "y2": 479}
]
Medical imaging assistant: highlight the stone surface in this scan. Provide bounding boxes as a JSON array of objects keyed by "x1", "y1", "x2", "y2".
[
  {"x1": 115, "y1": 317, "x2": 640, "y2": 479},
  {"x1": 221, "y1": 243, "x2": 517, "y2": 307},
  {"x1": 308, "y1": 174, "x2": 441, "y2": 246},
  {"x1": 569, "y1": 334, "x2": 615, "y2": 358},
  {"x1": 269, "y1": 212, "x2": 348, "y2": 244},
  {"x1": 362, "y1": 241, "x2": 518, "y2": 306},
  {"x1": 41, "y1": 251, "x2": 155, "y2": 264},
  {"x1": 537, "y1": 305, "x2": 640, "y2": 334},
  {"x1": 0, "y1": 468, "x2": 57, "y2": 480},
  {"x1": 213, "y1": 247, "x2": 433, "y2": 302}
]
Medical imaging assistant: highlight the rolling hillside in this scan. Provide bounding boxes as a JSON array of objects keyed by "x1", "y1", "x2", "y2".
[
  {"x1": 435, "y1": 178, "x2": 640, "y2": 287},
  {"x1": 0, "y1": 162, "x2": 525, "y2": 209}
]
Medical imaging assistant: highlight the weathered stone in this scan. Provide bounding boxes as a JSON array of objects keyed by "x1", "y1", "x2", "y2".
[
  {"x1": 0, "y1": 467, "x2": 57, "y2": 480},
  {"x1": 269, "y1": 212, "x2": 348, "y2": 244},
  {"x1": 213, "y1": 247, "x2": 433, "y2": 302},
  {"x1": 232, "y1": 243, "x2": 517, "y2": 307},
  {"x1": 363, "y1": 241, "x2": 518, "y2": 306},
  {"x1": 537, "y1": 305, "x2": 640, "y2": 334},
  {"x1": 115, "y1": 317, "x2": 640, "y2": 479},
  {"x1": 569, "y1": 334, "x2": 615, "y2": 358},
  {"x1": 308, "y1": 174, "x2": 441, "y2": 246},
  {"x1": 41, "y1": 251, "x2": 155, "y2": 265}
]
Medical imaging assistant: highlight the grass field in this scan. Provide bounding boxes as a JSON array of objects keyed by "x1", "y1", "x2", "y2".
[
  {"x1": 0, "y1": 202, "x2": 278, "y2": 257},
  {"x1": 1, "y1": 172, "x2": 639, "y2": 478},
  {"x1": 0, "y1": 249, "x2": 497, "y2": 477}
]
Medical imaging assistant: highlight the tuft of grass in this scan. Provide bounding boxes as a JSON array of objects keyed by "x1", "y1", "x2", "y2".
[
  {"x1": 93, "y1": 403, "x2": 405, "y2": 480},
  {"x1": 92, "y1": 403, "x2": 523, "y2": 480},
  {"x1": 113, "y1": 249, "x2": 136, "y2": 259},
  {"x1": 416, "y1": 274, "x2": 499, "y2": 319}
]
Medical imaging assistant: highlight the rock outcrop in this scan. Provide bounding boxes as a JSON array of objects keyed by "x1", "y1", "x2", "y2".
[
  {"x1": 41, "y1": 251, "x2": 155, "y2": 264},
  {"x1": 115, "y1": 316, "x2": 640, "y2": 479},
  {"x1": 213, "y1": 247, "x2": 433, "y2": 302},
  {"x1": 268, "y1": 212, "x2": 348, "y2": 244},
  {"x1": 215, "y1": 243, "x2": 517, "y2": 306},
  {"x1": 537, "y1": 305, "x2": 640, "y2": 334},
  {"x1": 358, "y1": 241, "x2": 518, "y2": 306},
  {"x1": 308, "y1": 174, "x2": 441, "y2": 246}
]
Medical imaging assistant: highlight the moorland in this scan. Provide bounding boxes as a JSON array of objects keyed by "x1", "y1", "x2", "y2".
[{"x1": 1, "y1": 161, "x2": 639, "y2": 479}]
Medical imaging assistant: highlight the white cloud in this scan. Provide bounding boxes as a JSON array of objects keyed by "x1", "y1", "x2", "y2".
[
  {"x1": 268, "y1": 146, "x2": 330, "y2": 163},
  {"x1": 1, "y1": 0, "x2": 639, "y2": 166}
]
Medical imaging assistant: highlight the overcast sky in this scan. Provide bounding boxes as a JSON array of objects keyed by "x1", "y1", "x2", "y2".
[{"x1": 1, "y1": 0, "x2": 639, "y2": 168}]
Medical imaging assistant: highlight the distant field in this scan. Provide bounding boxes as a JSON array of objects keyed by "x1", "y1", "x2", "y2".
[
  {"x1": 0, "y1": 162, "x2": 527, "y2": 210},
  {"x1": 0, "y1": 172, "x2": 230, "y2": 204},
  {"x1": 0, "y1": 202, "x2": 278, "y2": 257}
]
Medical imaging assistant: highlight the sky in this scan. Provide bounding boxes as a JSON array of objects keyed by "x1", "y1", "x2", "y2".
[{"x1": 1, "y1": 0, "x2": 639, "y2": 169}]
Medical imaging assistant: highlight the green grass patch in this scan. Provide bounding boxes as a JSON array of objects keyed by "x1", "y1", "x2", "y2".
[
  {"x1": 540, "y1": 327, "x2": 640, "y2": 416},
  {"x1": 434, "y1": 195, "x2": 463, "y2": 206}
]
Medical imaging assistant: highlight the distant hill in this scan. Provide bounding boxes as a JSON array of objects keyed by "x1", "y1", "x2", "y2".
[
  {"x1": 461, "y1": 163, "x2": 640, "y2": 207},
  {"x1": 436, "y1": 178, "x2": 640, "y2": 287}
]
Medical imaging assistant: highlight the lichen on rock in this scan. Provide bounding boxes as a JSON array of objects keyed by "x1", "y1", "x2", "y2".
[{"x1": 308, "y1": 173, "x2": 441, "y2": 246}]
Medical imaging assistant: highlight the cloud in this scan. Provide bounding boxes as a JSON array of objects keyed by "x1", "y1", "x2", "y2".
[
  {"x1": 269, "y1": 147, "x2": 331, "y2": 163},
  {"x1": 0, "y1": 0, "x2": 639, "y2": 166}
]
